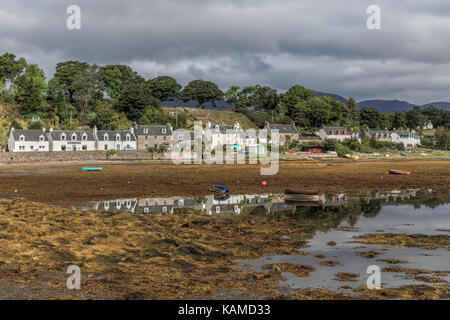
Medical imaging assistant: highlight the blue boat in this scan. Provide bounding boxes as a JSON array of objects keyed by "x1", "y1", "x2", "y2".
[
  {"x1": 82, "y1": 167, "x2": 103, "y2": 171},
  {"x1": 212, "y1": 184, "x2": 230, "y2": 193}
]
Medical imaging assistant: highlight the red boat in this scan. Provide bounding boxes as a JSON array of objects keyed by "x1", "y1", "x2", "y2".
[{"x1": 388, "y1": 169, "x2": 411, "y2": 175}]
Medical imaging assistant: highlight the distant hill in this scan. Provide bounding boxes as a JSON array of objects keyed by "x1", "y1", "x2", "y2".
[
  {"x1": 161, "y1": 94, "x2": 450, "y2": 113},
  {"x1": 313, "y1": 91, "x2": 347, "y2": 103},
  {"x1": 420, "y1": 102, "x2": 450, "y2": 111},
  {"x1": 357, "y1": 100, "x2": 415, "y2": 112}
]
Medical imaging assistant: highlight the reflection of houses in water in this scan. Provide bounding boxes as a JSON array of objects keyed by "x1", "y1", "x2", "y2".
[
  {"x1": 135, "y1": 196, "x2": 197, "y2": 214},
  {"x1": 203, "y1": 194, "x2": 272, "y2": 215},
  {"x1": 371, "y1": 189, "x2": 420, "y2": 202},
  {"x1": 324, "y1": 194, "x2": 348, "y2": 206},
  {"x1": 93, "y1": 199, "x2": 138, "y2": 212}
]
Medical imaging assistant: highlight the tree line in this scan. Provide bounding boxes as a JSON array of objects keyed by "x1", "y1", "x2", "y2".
[{"x1": 1, "y1": 52, "x2": 449, "y2": 142}]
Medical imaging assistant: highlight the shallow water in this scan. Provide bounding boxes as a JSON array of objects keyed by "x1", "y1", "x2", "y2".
[{"x1": 73, "y1": 188, "x2": 450, "y2": 293}]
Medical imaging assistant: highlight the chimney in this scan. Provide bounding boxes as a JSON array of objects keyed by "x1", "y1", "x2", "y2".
[{"x1": 93, "y1": 125, "x2": 97, "y2": 135}]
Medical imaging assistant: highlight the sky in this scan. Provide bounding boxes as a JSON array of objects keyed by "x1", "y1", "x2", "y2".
[{"x1": 1, "y1": 0, "x2": 450, "y2": 104}]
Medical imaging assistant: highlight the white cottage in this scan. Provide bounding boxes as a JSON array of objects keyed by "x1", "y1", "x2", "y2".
[
  {"x1": 391, "y1": 131, "x2": 421, "y2": 148},
  {"x1": 48, "y1": 129, "x2": 97, "y2": 151},
  {"x1": 204, "y1": 122, "x2": 244, "y2": 150},
  {"x1": 95, "y1": 128, "x2": 137, "y2": 151},
  {"x1": 8, "y1": 128, "x2": 50, "y2": 152}
]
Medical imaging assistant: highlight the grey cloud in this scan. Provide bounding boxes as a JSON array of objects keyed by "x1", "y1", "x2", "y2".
[{"x1": 0, "y1": 0, "x2": 450, "y2": 104}]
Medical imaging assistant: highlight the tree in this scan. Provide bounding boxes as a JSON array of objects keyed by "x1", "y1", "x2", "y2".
[
  {"x1": 101, "y1": 64, "x2": 144, "y2": 100},
  {"x1": 71, "y1": 64, "x2": 104, "y2": 118},
  {"x1": 434, "y1": 127, "x2": 450, "y2": 150},
  {"x1": 14, "y1": 64, "x2": 47, "y2": 115},
  {"x1": 146, "y1": 76, "x2": 182, "y2": 100},
  {"x1": 115, "y1": 83, "x2": 159, "y2": 121},
  {"x1": 0, "y1": 53, "x2": 27, "y2": 88},
  {"x1": 181, "y1": 79, "x2": 223, "y2": 108},
  {"x1": 360, "y1": 106, "x2": 381, "y2": 129},
  {"x1": 406, "y1": 106, "x2": 426, "y2": 129},
  {"x1": 54, "y1": 60, "x2": 89, "y2": 102},
  {"x1": 345, "y1": 97, "x2": 360, "y2": 121},
  {"x1": 392, "y1": 111, "x2": 407, "y2": 129},
  {"x1": 89, "y1": 103, "x2": 116, "y2": 129}
]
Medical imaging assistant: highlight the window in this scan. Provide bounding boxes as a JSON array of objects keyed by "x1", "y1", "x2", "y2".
[
  {"x1": 82, "y1": 145, "x2": 87, "y2": 151},
  {"x1": 30, "y1": 146, "x2": 34, "y2": 150},
  {"x1": 162, "y1": 207, "x2": 167, "y2": 213},
  {"x1": 162, "y1": 128, "x2": 167, "y2": 134},
  {"x1": 72, "y1": 134, "x2": 77, "y2": 141},
  {"x1": 61, "y1": 134, "x2": 66, "y2": 141},
  {"x1": 143, "y1": 128, "x2": 148, "y2": 134},
  {"x1": 39, "y1": 135, "x2": 44, "y2": 142},
  {"x1": 82, "y1": 134, "x2": 87, "y2": 141},
  {"x1": 104, "y1": 133, "x2": 109, "y2": 141},
  {"x1": 164, "y1": 136, "x2": 167, "y2": 141},
  {"x1": 145, "y1": 136, "x2": 148, "y2": 141},
  {"x1": 61, "y1": 145, "x2": 66, "y2": 151},
  {"x1": 104, "y1": 145, "x2": 108, "y2": 150},
  {"x1": 126, "y1": 134, "x2": 130, "y2": 141},
  {"x1": 116, "y1": 134, "x2": 121, "y2": 141},
  {"x1": 19, "y1": 146, "x2": 25, "y2": 150},
  {"x1": 144, "y1": 207, "x2": 149, "y2": 213},
  {"x1": 19, "y1": 135, "x2": 25, "y2": 141}
]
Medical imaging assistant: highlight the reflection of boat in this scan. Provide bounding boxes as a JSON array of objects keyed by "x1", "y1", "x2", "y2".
[
  {"x1": 214, "y1": 195, "x2": 230, "y2": 201},
  {"x1": 284, "y1": 189, "x2": 322, "y2": 202},
  {"x1": 388, "y1": 169, "x2": 411, "y2": 175}
]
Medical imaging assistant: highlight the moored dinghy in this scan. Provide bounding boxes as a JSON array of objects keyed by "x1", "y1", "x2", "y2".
[
  {"x1": 82, "y1": 167, "x2": 103, "y2": 171},
  {"x1": 388, "y1": 169, "x2": 411, "y2": 175}
]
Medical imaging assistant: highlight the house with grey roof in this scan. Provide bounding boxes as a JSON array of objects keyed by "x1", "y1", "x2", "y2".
[
  {"x1": 8, "y1": 128, "x2": 50, "y2": 152},
  {"x1": 360, "y1": 129, "x2": 393, "y2": 142},
  {"x1": 204, "y1": 121, "x2": 244, "y2": 150},
  {"x1": 94, "y1": 127, "x2": 137, "y2": 151},
  {"x1": 317, "y1": 126, "x2": 352, "y2": 142},
  {"x1": 48, "y1": 128, "x2": 97, "y2": 151},
  {"x1": 391, "y1": 130, "x2": 421, "y2": 148},
  {"x1": 264, "y1": 122, "x2": 299, "y2": 146},
  {"x1": 133, "y1": 124, "x2": 174, "y2": 150}
]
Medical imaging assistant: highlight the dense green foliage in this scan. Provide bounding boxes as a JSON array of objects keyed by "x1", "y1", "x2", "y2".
[{"x1": 1, "y1": 52, "x2": 450, "y2": 151}]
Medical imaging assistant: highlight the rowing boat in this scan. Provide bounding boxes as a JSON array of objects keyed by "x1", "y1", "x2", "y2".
[
  {"x1": 388, "y1": 169, "x2": 411, "y2": 175},
  {"x1": 82, "y1": 167, "x2": 103, "y2": 171},
  {"x1": 284, "y1": 189, "x2": 322, "y2": 202}
]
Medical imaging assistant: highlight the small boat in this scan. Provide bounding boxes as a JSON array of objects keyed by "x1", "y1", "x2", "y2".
[
  {"x1": 82, "y1": 167, "x2": 103, "y2": 171},
  {"x1": 284, "y1": 151, "x2": 297, "y2": 155},
  {"x1": 210, "y1": 184, "x2": 230, "y2": 193},
  {"x1": 284, "y1": 189, "x2": 322, "y2": 202},
  {"x1": 345, "y1": 154, "x2": 359, "y2": 160},
  {"x1": 388, "y1": 169, "x2": 411, "y2": 175},
  {"x1": 400, "y1": 152, "x2": 409, "y2": 156}
]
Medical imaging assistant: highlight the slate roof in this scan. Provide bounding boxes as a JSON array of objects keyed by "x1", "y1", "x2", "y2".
[
  {"x1": 97, "y1": 130, "x2": 136, "y2": 141},
  {"x1": 322, "y1": 126, "x2": 349, "y2": 135},
  {"x1": 268, "y1": 124, "x2": 298, "y2": 134},
  {"x1": 49, "y1": 131, "x2": 96, "y2": 141},
  {"x1": 135, "y1": 125, "x2": 172, "y2": 136},
  {"x1": 299, "y1": 133, "x2": 321, "y2": 140},
  {"x1": 12, "y1": 129, "x2": 49, "y2": 141}
]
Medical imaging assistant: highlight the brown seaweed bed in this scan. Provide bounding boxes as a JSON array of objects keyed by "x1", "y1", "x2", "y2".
[{"x1": 0, "y1": 197, "x2": 449, "y2": 299}]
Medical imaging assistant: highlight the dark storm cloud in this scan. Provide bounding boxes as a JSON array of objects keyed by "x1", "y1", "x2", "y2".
[{"x1": 1, "y1": 0, "x2": 450, "y2": 103}]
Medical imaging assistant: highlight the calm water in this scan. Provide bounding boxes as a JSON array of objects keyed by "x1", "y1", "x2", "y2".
[{"x1": 76, "y1": 189, "x2": 450, "y2": 293}]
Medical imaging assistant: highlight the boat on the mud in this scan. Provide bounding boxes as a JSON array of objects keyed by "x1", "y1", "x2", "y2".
[
  {"x1": 345, "y1": 154, "x2": 359, "y2": 160},
  {"x1": 82, "y1": 167, "x2": 103, "y2": 171},
  {"x1": 284, "y1": 189, "x2": 323, "y2": 202},
  {"x1": 388, "y1": 169, "x2": 411, "y2": 175},
  {"x1": 210, "y1": 184, "x2": 230, "y2": 193}
]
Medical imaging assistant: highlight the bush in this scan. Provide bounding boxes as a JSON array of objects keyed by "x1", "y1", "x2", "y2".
[
  {"x1": 335, "y1": 143, "x2": 353, "y2": 157},
  {"x1": 106, "y1": 149, "x2": 118, "y2": 158},
  {"x1": 323, "y1": 139, "x2": 338, "y2": 151}
]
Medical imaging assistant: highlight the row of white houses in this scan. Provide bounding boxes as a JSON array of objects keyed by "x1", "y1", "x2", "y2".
[{"x1": 8, "y1": 126, "x2": 137, "y2": 152}]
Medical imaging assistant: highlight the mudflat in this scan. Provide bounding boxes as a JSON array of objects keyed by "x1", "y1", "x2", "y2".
[{"x1": 0, "y1": 159, "x2": 448, "y2": 206}]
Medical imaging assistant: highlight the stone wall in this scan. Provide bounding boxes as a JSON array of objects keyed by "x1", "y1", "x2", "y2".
[{"x1": 0, "y1": 151, "x2": 170, "y2": 162}]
